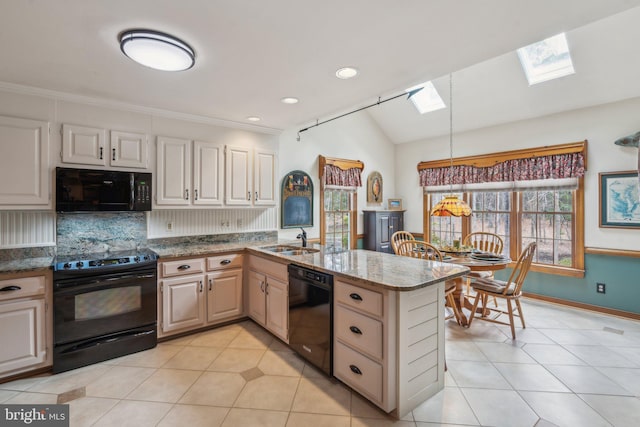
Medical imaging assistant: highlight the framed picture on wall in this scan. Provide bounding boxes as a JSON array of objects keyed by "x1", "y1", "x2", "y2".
[
  {"x1": 367, "y1": 171, "x2": 383, "y2": 203},
  {"x1": 388, "y1": 198, "x2": 403, "y2": 210},
  {"x1": 599, "y1": 171, "x2": 640, "y2": 228},
  {"x1": 281, "y1": 170, "x2": 313, "y2": 228}
]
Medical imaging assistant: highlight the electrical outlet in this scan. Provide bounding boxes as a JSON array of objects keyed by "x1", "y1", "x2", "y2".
[
  {"x1": 166, "y1": 221, "x2": 173, "y2": 232},
  {"x1": 597, "y1": 282, "x2": 606, "y2": 294}
]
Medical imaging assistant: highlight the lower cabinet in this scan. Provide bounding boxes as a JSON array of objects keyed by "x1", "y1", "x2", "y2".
[
  {"x1": 246, "y1": 255, "x2": 288, "y2": 342},
  {"x1": 159, "y1": 254, "x2": 243, "y2": 337},
  {"x1": 0, "y1": 272, "x2": 51, "y2": 379}
]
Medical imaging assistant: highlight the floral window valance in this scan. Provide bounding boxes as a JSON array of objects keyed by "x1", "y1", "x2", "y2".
[
  {"x1": 319, "y1": 156, "x2": 364, "y2": 188},
  {"x1": 417, "y1": 141, "x2": 587, "y2": 187}
]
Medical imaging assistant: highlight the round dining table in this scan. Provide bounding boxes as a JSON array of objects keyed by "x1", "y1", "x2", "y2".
[{"x1": 444, "y1": 253, "x2": 512, "y2": 326}]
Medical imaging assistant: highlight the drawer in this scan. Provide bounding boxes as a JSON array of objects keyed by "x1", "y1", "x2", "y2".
[
  {"x1": 334, "y1": 341, "x2": 383, "y2": 403},
  {"x1": 161, "y1": 258, "x2": 205, "y2": 278},
  {"x1": 0, "y1": 276, "x2": 45, "y2": 301},
  {"x1": 335, "y1": 304, "x2": 383, "y2": 360},
  {"x1": 247, "y1": 256, "x2": 288, "y2": 282},
  {"x1": 335, "y1": 280, "x2": 383, "y2": 318},
  {"x1": 207, "y1": 253, "x2": 243, "y2": 271}
]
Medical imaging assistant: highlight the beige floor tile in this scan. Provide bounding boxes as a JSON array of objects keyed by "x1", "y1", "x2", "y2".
[
  {"x1": 162, "y1": 333, "x2": 197, "y2": 346},
  {"x1": 461, "y1": 388, "x2": 539, "y2": 427},
  {"x1": 85, "y1": 366, "x2": 156, "y2": 398},
  {"x1": 520, "y1": 391, "x2": 610, "y2": 427},
  {"x1": 301, "y1": 363, "x2": 326, "y2": 378},
  {"x1": 68, "y1": 396, "x2": 119, "y2": 427},
  {"x1": 579, "y1": 394, "x2": 640, "y2": 427},
  {"x1": 412, "y1": 388, "x2": 479, "y2": 425},
  {"x1": 597, "y1": 366, "x2": 640, "y2": 395},
  {"x1": 190, "y1": 326, "x2": 242, "y2": 347},
  {"x1": 351, "y1": 392, "x2": 389, "y2": 419},
  {"x1": 564, "y1": 344, "x2": 639, "y2": 368},
  {"x1": 258, "y1": 351, "x2": 305, "y2": 377},
  {"x1": 163, "y1": 345, "x2": 223, "y2": 370},
  {"x1": 291, "y1": 376, "x2": 351, "y2": 416},
  {"x1": 0, "y1": 373, "x2": 50, "y2": 391},
  {"x1": 126, "y1": 368, "x2": 201, "y2": 403},
  {"x1": 475, "y1": 341, "x2": 537, "y2": 363},
  {"x1": 287, "y1": 412, "x2": 351, "y2": 427},
  {"x1": 537, "y1": 329, "x2": 593, "y2": 345},
  {"x1": 28, "y1": 364, "x2": 112, "y2": 394},
  {"x1": 0, "y1": 389, "x2": 18, "y2": 402},
  {"x1": 351, "y1": 417, "x2": 417, "y2": 427},
  {"x1": 521, "y1": 344, "x2": 586, "y2": 365},
  {"x1": 114, "y1": 344, "x2": 182, "y2": 368},
  {"x1": 208, "y1": 348, "x2": 265, "y2": 372},
  {"x1": 221, "y1": 408, "x2": 289, "y2": 427},
  {"x1": 269, "y1": 337, "x2": 295, "y2": 352},
  {"x1": 545, "y1": 365, "x2": 632, "y2": 395},
  {"x1": 445, "y1": 341, "x2": 488, "y2": 362},
  {"x1": 494, "y1": 363, "x2": 569, "y2": 392},
  {"x1": 445, "y1": 361, "x2": 512, "y2": 390},
  {"x1": 179, "y1": 371, "x2": 246, "y2": 406},
  {"x1": 228, "y1": 330, "x2": 274, "y2": 349},
  {"x1": 94, "y1": 400, "x2": 172, "y2": 427},
  {"x1": 3, "y1": 391, "x2": 58, "y2": 404},
  {"x1": 157, "y1": 404, "x2": 230, "y2": 427},
  {"x1": 235, "y1": 375, "x2": 299, "y2": 411}
]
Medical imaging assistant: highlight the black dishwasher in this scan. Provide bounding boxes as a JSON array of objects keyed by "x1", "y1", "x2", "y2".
[{"x1": 288, "y1": 264, "x2": 333, "y2": 376}]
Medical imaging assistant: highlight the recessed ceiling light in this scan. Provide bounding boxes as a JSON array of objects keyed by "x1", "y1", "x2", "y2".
[
  {"x1": 281, "y1": 97, "x2": 299, "y2": 104},
  {"x1": 119, "y1": 29, "x2": 195, "y2": 71},
  {"x1": 336, "y1": 67, "x2": 358, "y2": 79},
  {"x1": 246, "y1": 116, "x2": 261, "y2": 122}
]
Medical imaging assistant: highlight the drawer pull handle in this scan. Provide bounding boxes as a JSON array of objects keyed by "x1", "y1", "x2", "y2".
[
  {"x1": 177, "y1": 264, "x2": 191, "y2": 271},
  {"x1": 199, "y1": 281, "x2": 203, "y2": 292},
  {"x1": 0, "y1": 285, "x2": 21, "y2": 292},
  {"x1": 349, "y1": 365, "x2": 362, "y2": 375},
  {"x1": 209, "y1": 279, "x2": 213, "y2": 291},
  {"x1": 220, "y1": 259, "x2": 232, "y2": 265},
  {"x1": 349, "y1": 293, "x2": 363, "y2": 301},
  {"x1": 349, "y1": 326, "x2": 363, "y2": 335}
]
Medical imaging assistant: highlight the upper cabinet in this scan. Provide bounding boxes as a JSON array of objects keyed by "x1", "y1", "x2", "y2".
[
  {"x1": 0, "y1": 116, "x2": 51, "y2": 209},
  {"x1": 62, "y1": 124, "x2": 148, "y2": 169},
  {"x1": 225, "y1": 145, "x2": 276, "y2": 207},
  {"x1": 155, "y1": 136, "x2": 224, "y2": 207}
]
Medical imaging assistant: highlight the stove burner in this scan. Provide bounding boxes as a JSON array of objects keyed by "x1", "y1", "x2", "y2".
[{"x1": 54, "y1": 249, "x2": 158, "y2": 271}]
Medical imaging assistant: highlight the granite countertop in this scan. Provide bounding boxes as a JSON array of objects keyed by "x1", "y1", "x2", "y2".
[
  {"x1": 0, "y1": 257, "x2": 55, "y2": 274},
  {"x1": 247, "y1": 244, "x2": 470, "y2": 292},
  {"x1": 148, "y1": 238, "x2": 293, "y2": 258}
]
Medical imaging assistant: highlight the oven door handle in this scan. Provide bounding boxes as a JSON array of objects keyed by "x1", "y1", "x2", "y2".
[{"x1": 55, "y1": 274, "x2": 155, "y2": 293}]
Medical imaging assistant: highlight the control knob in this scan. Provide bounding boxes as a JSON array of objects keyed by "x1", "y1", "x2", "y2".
[
  {"x1": 63, "y1": 262, "x2": 72, "y2": 269},
  {"x1": 76, "y1": 261, "x2": 83, "y2": 268},
  {"x1": 133, "y1": 256, "x2": 140, "y2": 262}
]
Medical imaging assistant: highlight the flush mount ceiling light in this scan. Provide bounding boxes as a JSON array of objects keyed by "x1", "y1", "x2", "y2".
[
  {"x1": 246, "y1": 116, "x2": 261, "y2": 122},
  {"x1": 119, "y1": 29, "x2": 195, "y2": 71},
  {"x1": 281, "y1": 97, "x2": 299, "y2": 104},
  {"x1": 336, "y1": 67, "x2": 358, "y2": 79}
]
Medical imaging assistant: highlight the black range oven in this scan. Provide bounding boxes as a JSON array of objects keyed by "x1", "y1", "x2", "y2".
[{"x1": 52, "y1": 249, "x2": 158, "y2": 373}]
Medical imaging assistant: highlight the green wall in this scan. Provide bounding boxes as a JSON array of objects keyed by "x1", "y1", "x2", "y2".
[{"x1": 495, "y1": 253, "x2": 640, "y2": 315}]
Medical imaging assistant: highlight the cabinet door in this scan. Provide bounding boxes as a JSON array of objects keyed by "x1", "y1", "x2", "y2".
[
  {"x1": 225, "y1": 145, "x2": 252, "y2": 206},
  {"x1": 0, "y1": 116, "x2": 50, "y2": 208},
  {"x1": 266, "y1": 277, "x2": 288, "y2": 342},
  {"x1": 193, "y1": 141, "x2": 223, "y2": 206},
  {"x1": 247, "y1": 270, "x2": 266, "y2": 325},
  {"x1": 206, "y1": 269, "x2": 243, "y2": 324},
  {"x1": 253, "y1": 149, "x2": 276, "y2": 206},
  {"x1": 378, "y1": 214, "x2": 392, "y2": 253},
  {"x1": 156, "y1": 136, "x2": 191, "y2": 206},
  {"x1": 161, "y1": 274, "x2": 205, "y2": 334},
  {"x1": 110, "y1": 131, "x2": 148, "y2": 169},
  {"x1": 389, "y1": 212, "x2": 403, "y2": 237},
  {"x1": 0, "y1": 299, "x2": 46, "y2": 374},
  {"x1": 62, "y1": 124, "x2": 106, "y2": 166}
]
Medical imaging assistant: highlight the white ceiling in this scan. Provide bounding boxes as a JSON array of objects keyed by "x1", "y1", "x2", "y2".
[{"x1": 2, "y1": 0, "x2": 640, "y2": 142}]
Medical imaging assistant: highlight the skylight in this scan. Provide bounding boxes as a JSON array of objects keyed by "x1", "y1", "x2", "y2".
[
  {"x1": 517, "y1": 33, "x2": 575, "y2": 85},
  {"x1": 406, "y1": 81, "x2": 446, "y2": 114}
]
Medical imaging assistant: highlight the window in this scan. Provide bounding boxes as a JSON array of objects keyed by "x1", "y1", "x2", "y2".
[
  {"x1": 517, "y1": 33, "x2": 575, "y2": 85},
  {"x1": 429, "y1": 193, "x2": 463, "y2": 246},
  {"x1": 470, "y1": 192, "x2": 512, "y2": 256},
  {"x1": 406, "y1": 81, "x2": 446, "y2": 114},
  {"x1": 323, "y1": 189, "x2": 353, "y2": 252}
]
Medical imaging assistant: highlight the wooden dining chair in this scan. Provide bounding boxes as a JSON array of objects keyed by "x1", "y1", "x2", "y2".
[
  {"x1": 467, "y1": 242, "x2": 536, "y2": 339},
  {"x1": 463, "y1": 232, "x2": 505, "y2": 303},
  {"x1": 391, "y1": 231, "x2": 415, "y2": 255},
  {"x1": 396, "y1": 240, "x2": 462, "y2": 324}
]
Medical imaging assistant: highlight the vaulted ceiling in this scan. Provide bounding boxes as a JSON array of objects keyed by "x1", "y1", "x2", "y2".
[{"x1": 2, "y1": 0, "x2": 640, "y2": 143}]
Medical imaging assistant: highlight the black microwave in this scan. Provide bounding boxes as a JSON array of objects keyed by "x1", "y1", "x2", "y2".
[{"x1": 56, "y1": 167, "x2": 152, "y2": 212}]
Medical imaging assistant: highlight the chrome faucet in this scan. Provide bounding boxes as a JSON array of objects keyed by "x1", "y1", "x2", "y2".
[{"x1": 297, "y1": 227, "x2": 308, "y2": 247}]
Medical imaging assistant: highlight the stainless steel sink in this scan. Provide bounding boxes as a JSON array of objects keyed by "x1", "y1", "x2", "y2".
[{"x1": 260, "y1": 245, "x2": 320, "y2": 255}]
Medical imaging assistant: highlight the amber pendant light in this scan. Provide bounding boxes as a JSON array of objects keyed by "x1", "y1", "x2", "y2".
[{"x1": 430, "y1": 73, "x2": 472, "y2": 217}]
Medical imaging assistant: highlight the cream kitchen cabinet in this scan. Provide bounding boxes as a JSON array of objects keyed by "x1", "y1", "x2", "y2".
[
  {"x1": 246, "y1": 255, "x2": 288, "y2": 342},
  {"x1": 0, "y1": 272, "x2": 51, "y2": 379},
  {"x1": 159, "y1": 254, "x2": 243, "y2": 337},
  {"x1": 0, "y1": 116, "x2": 51, "y2": 209},
  {"x1": 155, "y1": 136, "x2": 224, "y2": 207},
  {"x1": 225, "y1": 145, "x2": 276, "y2": 206},
  {"x1": 62, "y1": 124, "x2": 148, "y2": 169}
]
